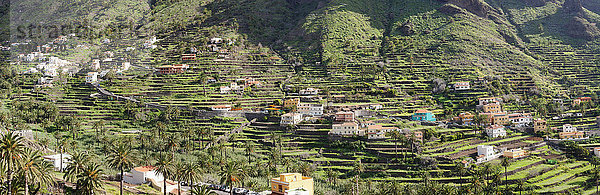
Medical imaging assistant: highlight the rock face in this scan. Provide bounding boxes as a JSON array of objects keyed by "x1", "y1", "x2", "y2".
[
  {"x1": 566, "y1": 16, "x2": 600, "y2": 40},
  {"x1": 447, "y1": 0, "x2": 495, "y2": 18},
  {"x1": 523, "y1": 0, "x2": 548, "y2": 7},
  {"x1": 399, "y1": 21, "x2": 415, "y2": 36},
  {"x1": 563, "y1": 0, "x2": 583, "y2": 12}
]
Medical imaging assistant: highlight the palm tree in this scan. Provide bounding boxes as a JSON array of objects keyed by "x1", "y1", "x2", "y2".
[
  {"x1": 196, "y1": 72, "x2": 208, "y2": 96},
  {"x1": 92, "y1": 120, "x2": 106, "y2": 142},
  {"x1": 0, "y1": 131, "x2": 25, "y2": 195},
  {"x1": 155, "y1": 154, "x2": 174, "y2": 195},
  {"x1": 174, "y1": 161, "x2": 186, "y2": 195},
  {"x1": 501, "y1": 157, "x2": 511, "y2": 191},
  {"x1": 591, "y1": 168, "x2": 600, "y2": 195},
  {"x1": 64, "y1": 151, "x2": 90, "y2": 189},
  {"x1": 353, "y1": 159, "x2": 365, "y2": 195},
  {"x1": 19, "y1": 148, "x2": 54, "y2": 195},
  {"x1": 516, "y1": 179, "x2": 525, "y2": 195},
  {"x1": 192, "y1": 184, "x2": 215, "y2": 195},
  {"x1": 106, "y1": 143, "x2": 136, "y2": 195},
  {"x1": 244, "y1": 141, "x2": 255, "y2": 165},
  {"x1": 184, "y1": 161, "x2": 203, "y2": 190},
  {"x1": 385, "y1": 130, "x2": 403, "y2": 159},
  {"x1": 220, "y1": 161, "x2": 247, "y2": 195},
  {"x1": 76, "y1": 162, "x2": 104, "y2": 195},
  {"x1": 454, "y1": 163, "x2": 465, "y2": 188}
]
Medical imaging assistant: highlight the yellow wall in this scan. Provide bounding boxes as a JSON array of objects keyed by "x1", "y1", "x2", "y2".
[{"x1": 271, "y1": 174, "x2": 314, "y2": 195}]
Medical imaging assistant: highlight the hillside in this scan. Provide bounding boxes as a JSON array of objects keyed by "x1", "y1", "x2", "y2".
[{"x1": 7, "y1": 0, "x2": 600, "y2": 95}]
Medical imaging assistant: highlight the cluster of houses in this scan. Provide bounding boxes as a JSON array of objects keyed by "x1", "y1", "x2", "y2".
[
  {"x1": 470, "y1": 145, "x2": 527, "y2": 165},
  {"x1": 220, "y1": 78, "x2": 261, "y2": 94},
  {"x1": 453, "y1": 97, "x2": 537, "y2": 138}
]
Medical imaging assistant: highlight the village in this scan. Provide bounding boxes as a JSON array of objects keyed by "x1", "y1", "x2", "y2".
[{"x1": 5, "y1": 21, "x2": 600, "y2": 195}]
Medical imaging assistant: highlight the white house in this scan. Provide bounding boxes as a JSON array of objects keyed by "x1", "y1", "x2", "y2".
[
  {"x1": 220, "y1": 83, "x2": 244, "y2": 94},
  {"x1": 477, "y1": 145, "x2": 494, "y2": 157},
  {"x1": 123, "y1": 166, "x2": 164, "y2": 185},
  {"x1": 508, "y1": 113, "x2": 532, "y2": 128},
  {"x1": 281, "y1": 113, "x2": 303, "y2": 126},
  {"x1": 297, "y1": 103, "x2": 323, "y2": 116},
  {"x1": 330, "y1": 122, "x2": 362, "y2": 136},
  {"x1": 24, "y1": 67, "x2": 38, "y2": 74},
  {"x1": 122, "y1": 62, "x2": 131, "y2": 71},
  {"x1": 366, "y1": 125, "x2": 397, "y2": 139},
  {"x1": 92, "y1": 59, "x2": 100, "y2": 70},
  {"x1": 485, "y1": 125, "x2": 506, "y2": 138},
  {"x1": 42, "y1": 154, "x2": 71, "y2": 171},
  {"x1": 361, "y1": 121, "x2": 376, "y2": 128},
  {"x1": 369, "y1": 104, "x2": 383, "y2": 110},
  {"x1": 86, "y1": 72, "x2": 98, "y2": 83},
  {"x1": 299, "y1": 88, "x2": 319, "y2": 95},
  {"x1": 211, "y1": 105, "x2": 232, "y2": 111},
  {"x1": 220, "y1": 86, "x2": 231, "y2": 94},
  {"x1": 563, "y1": 124, "x2": 577, "y2": 132},
  {"x1": 594, "y1": 147, "x2": 600, "y2": 157},
  {"x1": 38, "y1": 77, "x2": 53, "y2": 85},
  {"x1": 454, "y1": 81, "x2": 470, "y2": 90}
]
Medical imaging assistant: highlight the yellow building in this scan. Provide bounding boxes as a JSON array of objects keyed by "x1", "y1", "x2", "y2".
[
  {"x1": 271, "y1": 173, "x2": 314, "y2": 195},
  {"x1": 284, "y1": 98, "x2": 300, "y2": 110},
  {"x1": 483, "y1": 103, "x2": 502, "y2": 113},
  {"x1": 504, "y1": 149, "x2": 527, "y2": 159},
  {"x1": 534, "y1": 119, "x2": 547, "y2": 133}
]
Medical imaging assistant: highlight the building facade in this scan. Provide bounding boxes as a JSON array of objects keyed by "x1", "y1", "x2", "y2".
[
  {"x1": 281, "y1": 113, "x2": 303, "y2": 126},
  {"x1": 411, "y1": 110, "x2": 436, "y2": 122},
  {"x1": 485, "y1": 125, "x2": 506, "y2": 138},
  {"x1": 271, "y1": 173, "x2": 314, "y2": 195}
]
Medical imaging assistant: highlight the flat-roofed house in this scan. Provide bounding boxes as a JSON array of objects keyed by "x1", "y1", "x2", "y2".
[
  {"x1": 86, "y1": 72, "x2": 98, "y2": 83},
  {"x1": 454, "y1": 81, "x2": 470, "y2": 90},
  {"x1": 504, "y1": 149, "x2": 527, "y2": 159},
  {"x1": 534, "y1": 119, "x2": 547, "y2": 133},
  {"x1": 335, "y1": 111, "x2": 355, "y2": 122},
  {"x1": 157, "y1": 64, "x2": 189, "y2": 74},
  {"x1": 485, "y1": 125, "x2": 506, "y2": 138},
  {"x1": 281, "y1": 113, "x2": 303, "y2": 126},
  {"x1": 330, "y1": 122, "x2": 362, "y2": 136},
  {"x1": 411, "y1": 109, "x2": 436, "y2": 122},
  {"x1": 478, "y1": 97, "x2": 503, "y2": 106},
  {"x1": 271, "y1": 173, "x2": 314, "y2": 195},
  {"x1": 297, "y1": 103, "x2": 323, "y2": 116}
]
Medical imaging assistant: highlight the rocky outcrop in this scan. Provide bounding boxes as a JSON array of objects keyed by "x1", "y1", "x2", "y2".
[
  {"x1": 566, "y1": 16, "x2": 600, "y2": 40},
  {"x1": 399, "y1": 21, "x2": 415, "y2": 36},
  {"x1": 523, "y1": 0, "x2": 549, "y2": 7},
  {"x1": 438, "y1": 0, "x2": 508, "y2": 24},
  {"x1": 563, "y1": 0, "x2": 584, "y2": 13}
]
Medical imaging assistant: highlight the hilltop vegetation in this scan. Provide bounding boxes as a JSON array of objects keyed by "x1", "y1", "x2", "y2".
[{"x1": 8, "y1": 0, "x2": 600, "y2": 98}]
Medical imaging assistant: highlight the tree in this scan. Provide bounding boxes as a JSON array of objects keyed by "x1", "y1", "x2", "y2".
[
  {"x1": 219, "y1": 161, "x2": 247, "y2": 195},
  {"x1": 454, "y1": 163, "x2": 466, "y2": 188},
  {"x1": 76, "y1": 162, "x2": 104, "y2": 195},
  {"x1": 191, "y1": 184, "x2": 215, "y2": 195},
  {"x1": 184, "y1": 161, "x2": 203, "y2": 190},
  {"x1": 591, "y1": 168, "x2": 600, "y2": 195},
  {"x1": 0, "y1": 131, "x2": 25, "y2": 195},
  {"x1": 385, "y1": 130, "x2": 403, "y2": 159},
  {"x1": 19, "y1": 148, "x2": 54, "y2": 195},
  {"x1": 92, "y1": 120, "x2": 106, "y2": 142},
  {"x1": 155, "y1": 154, "x2": 174, "y2": 195},
  {"x1": 174, "y1": 161, "x2": 186, "y2": 195},
  {"x1": 244, "y1": 141, "x2": 255, "y2": 166},
  {"x1": 353, "y1": 159, "x2": 365, "y2": 195},
  {"x1": 106, "y1": 143, "x2": 136, "y2": 195},
  {"x1": 56, "y1": 115, "x2": 81, "y2": 140},
  {"x1": 501, "y1": 158, "x2": 511, "y2": 191},
  {"x1": 64, "y1": 151, "x2": 91, "y2": 189}
]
